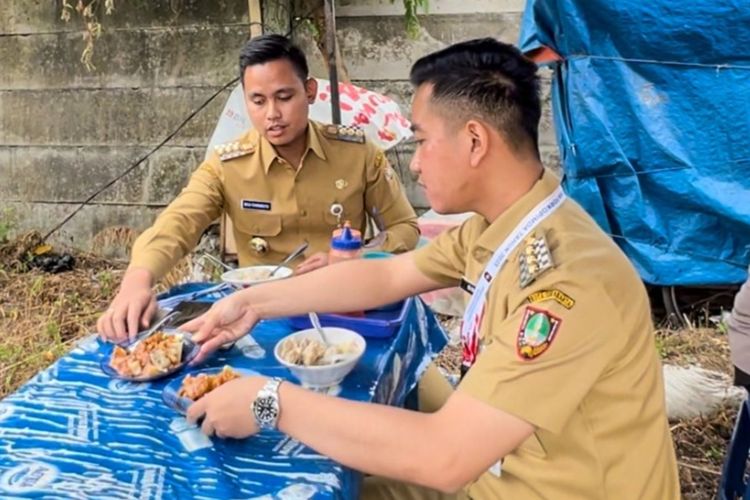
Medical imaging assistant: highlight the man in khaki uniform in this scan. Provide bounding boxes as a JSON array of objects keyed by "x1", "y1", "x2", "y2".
[
  {"x1": 98, "y1": 34, "x2": 418, "y2": 343},
  {"x1": 168, "y1": 39, "x2": 678, "y2": 498}
]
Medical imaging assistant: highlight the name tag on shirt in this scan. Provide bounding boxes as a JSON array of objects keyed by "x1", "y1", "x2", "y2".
[
  {"x1": 241, "y1": 199, "x2": 271, "y2": 211},
  {"x1": 460, "y1": 277, "x2": 476, "y2": 295}
]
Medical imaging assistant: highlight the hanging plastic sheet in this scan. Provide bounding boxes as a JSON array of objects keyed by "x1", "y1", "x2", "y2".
[{"x1": 520, "y1": 0, "x2": 750, "y2": 285}]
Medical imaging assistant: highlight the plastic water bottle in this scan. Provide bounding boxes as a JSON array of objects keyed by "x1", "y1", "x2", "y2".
[{"x1": 328, "y1": 221, "x2": 364, "y2": 317}]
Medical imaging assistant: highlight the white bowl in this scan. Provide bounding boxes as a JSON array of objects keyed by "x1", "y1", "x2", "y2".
[
  {"x1": 221, "y1": 265, "x2": 293, "y2": 288},
  {"x1": 274, "y1": 327, "x2": 366, "y2": 389}
]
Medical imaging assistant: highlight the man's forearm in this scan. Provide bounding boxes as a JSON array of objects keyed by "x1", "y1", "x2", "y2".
[
  {"x1": 277, "y1": 382, "x2": 457, "y2": 492},
  {"x1": 121, "y1": 266, "x2": 155, "y2": 289},
  {"x1": 242, "y1": 255, "x2": 436, "y2": 320}
]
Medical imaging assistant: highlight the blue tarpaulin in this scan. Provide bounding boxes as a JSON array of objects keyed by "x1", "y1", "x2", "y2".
[{"x1": 520, "y1": 0, "x2": 750, "y2": 286}]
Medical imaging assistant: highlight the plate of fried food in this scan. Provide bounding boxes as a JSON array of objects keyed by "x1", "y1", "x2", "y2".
[
  {"x1": 101, "y1": 330, "x2": 200, "y2": 382},
  {"x1": 162, "y1": 365, "x2": 259, "y2": 414}
]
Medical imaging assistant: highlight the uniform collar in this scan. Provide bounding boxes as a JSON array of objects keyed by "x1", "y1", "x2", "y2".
[
  {"x1": 474, "y1": 169, "x2": 562, "y2": 252},
  {"x1": 258, "y1": 121, "x2": 327, "y2": 174}
]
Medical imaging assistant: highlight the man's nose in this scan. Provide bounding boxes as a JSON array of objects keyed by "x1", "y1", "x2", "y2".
[
  {"x1": 267, "y1": 100, "x2": 281, "y2": 120},
  {"x1": 409, "y1": 155, "x2": 420, "y2": 174}
]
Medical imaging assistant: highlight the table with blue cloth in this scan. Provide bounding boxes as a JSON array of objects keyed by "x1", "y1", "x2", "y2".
[{"x1": 0, "y1": 284, "x2": 448, "y2": 499}]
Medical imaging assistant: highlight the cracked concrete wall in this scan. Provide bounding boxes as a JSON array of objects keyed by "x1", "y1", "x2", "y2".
[
  {"x1": 1, "y1": 0, "x2": 559, "y2": 248},
  {"x1": 0, "y1": 0, "x2": 251, "y2": 248}
]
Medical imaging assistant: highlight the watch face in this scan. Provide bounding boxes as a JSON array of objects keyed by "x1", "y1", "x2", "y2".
[{"x1": 254, "y1": 395, "x2": 278, "y2": 424}]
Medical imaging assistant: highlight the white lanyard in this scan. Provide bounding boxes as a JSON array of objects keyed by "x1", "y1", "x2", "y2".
[{"x1": 460, "y1": 186, "x2": 566, "y2": 369}]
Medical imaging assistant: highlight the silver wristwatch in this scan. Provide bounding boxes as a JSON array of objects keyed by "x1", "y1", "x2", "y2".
[{"x1": 252, "y1": 378, "x2": 283, "y2": 430}]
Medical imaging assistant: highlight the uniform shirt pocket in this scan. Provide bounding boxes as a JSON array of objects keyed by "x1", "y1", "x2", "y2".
[
  {"x1": 233, "y1": 213, "x2": 283, "y2": 237},
  {"x1": 517, "y1": 432, "x2": 547, "y2": 458}
]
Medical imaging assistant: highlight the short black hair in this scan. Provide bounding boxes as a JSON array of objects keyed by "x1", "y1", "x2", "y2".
[
  {"x1": 410, "y1": 38, "x2": 541, "y2": 155},
  {"x1": 239, "y1": 34, "x2": 309, "y2": 82}
]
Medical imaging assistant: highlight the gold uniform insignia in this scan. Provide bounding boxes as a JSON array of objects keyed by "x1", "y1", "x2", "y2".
[
  {"x1": 215, "y1": 141, "x2": 255, "y2": 161},
  {"x1": 518, "y1": 232, "x2": 554, "y2": 288},
  {"x1": 527, "y1": 289, "x2": 575, "y2": 309},
  {"x1": 322, "y1": 124, "x2": 366, "y2": 144},
  {"x1": 335, "y1": 179, "x2": 348, "y2": 190}
]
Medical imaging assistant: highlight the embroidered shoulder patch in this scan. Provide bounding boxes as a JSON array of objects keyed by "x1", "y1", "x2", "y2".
[
  {"x1": 214, "y1": 141, "x2": 255, "y2": 161},
  {"x1": 516, "y1": 307, "x2": 562, "y2": 360},
  {"x1": 527, "y1": 289, "x2": 575, "y2": 309},
  {"x1": 322, "y1": 124, "x2": 366, "y2": 144},
  {"x1": 518, "y1": 232, "x2": 554, "y2": 288}
]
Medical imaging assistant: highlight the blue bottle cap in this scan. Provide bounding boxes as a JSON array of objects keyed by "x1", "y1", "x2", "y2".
[{"x1": 331, "y1": 225, "x2": 362, "y2": 250}]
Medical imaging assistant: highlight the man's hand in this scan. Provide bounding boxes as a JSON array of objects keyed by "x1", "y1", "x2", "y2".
[
  {"x1": 186, "y1": 376, "x2": 265, "y2": 438},
  {"x1": 295, "y1": 252, "x2": 329, "y2": 275},
  {"x1": 181, "y1": 293, "x2": 260, "y2": 364},
  {"x1": 97, "y1": 267, "x2": 156, "y2": 344}
]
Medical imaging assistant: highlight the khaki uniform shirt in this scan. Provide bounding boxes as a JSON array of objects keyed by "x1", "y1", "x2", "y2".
[
  {"x1": 131, "y1": 121, "x2": 419, "y2": 280},
  {"x1": 413, "y1": 170, "x2": 679, "y2": 500}
]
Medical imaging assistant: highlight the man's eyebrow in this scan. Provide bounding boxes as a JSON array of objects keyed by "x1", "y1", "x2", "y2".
[{"x1": 247, "y1": 87, "x2": 296, "y2": 98}]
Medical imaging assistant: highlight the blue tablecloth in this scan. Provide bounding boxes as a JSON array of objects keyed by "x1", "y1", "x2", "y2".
[{"x1": 0, "y1": 288, "x2": 447, "y2": 499}]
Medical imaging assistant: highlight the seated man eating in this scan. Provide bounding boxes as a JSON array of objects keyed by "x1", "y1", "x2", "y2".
[{"x1": 181, "y1": 38, "x2": 680, "y2": 500}]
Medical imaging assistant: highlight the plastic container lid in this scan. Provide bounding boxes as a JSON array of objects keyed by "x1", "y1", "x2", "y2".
[{"x1": 331, "y1": 224, "x2": 362, "y2": 251}]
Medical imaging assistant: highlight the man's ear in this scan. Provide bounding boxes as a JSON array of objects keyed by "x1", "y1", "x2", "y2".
[
  {"x1": 465, "y1": 120, "x2": 489, "y2": 168},
  {"x1": 305, "y1": 78, "x2": 318, "y2": 104}
]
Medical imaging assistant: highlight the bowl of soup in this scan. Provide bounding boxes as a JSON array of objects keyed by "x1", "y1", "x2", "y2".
[{"x1": 221, "y1": 265, "x2": 293, "y2": 288}]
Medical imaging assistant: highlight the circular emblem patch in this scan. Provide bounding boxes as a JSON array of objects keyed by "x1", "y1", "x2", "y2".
[{"x1": 517, "y1": 307, "x2": 561, "y2": 360}]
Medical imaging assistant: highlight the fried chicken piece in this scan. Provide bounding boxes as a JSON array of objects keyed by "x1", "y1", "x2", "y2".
[{"x1": 177, "y1": 366, "x2": 240, "y2": 401}]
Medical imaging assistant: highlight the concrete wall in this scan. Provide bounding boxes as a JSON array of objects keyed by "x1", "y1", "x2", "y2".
[
  {"x1": 1, "y1": 0, "x2": 559, "y2": 248},
  {"x1": 0, "y1": 0, "x2": 251, "y2": 246},
  {"x1": 297, "y1": 0, "x2": 559, "y2": 209}
]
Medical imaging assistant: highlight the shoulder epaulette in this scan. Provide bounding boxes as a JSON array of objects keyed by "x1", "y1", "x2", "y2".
[
  {"x1": 214, "y1": 141, "x2": 255, "y2": 161},
  {"x1": 518, "y1": 231, "x2": 555, "y2": 288},
  {"x1": 322, "y1": 124, "x2": 366, "y2": 144}
]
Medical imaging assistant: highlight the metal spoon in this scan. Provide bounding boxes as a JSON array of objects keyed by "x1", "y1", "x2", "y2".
[
  {"x1": 270, "y1": 241, "x2": 309, "y2": 277},
  {"x1": 307, "y1": 312, "x2": 356, "y2": 364},
  {"x1": 308, "y1": 312, "x2": 331, "y2": 347},
  {"x1": 118, "y1": 309, "x2": 178, "y2": 348}
]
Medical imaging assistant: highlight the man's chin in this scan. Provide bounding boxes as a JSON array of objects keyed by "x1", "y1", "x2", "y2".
[{"x1": 427, "y1": 199, "x2": 464, "y2": 216}]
